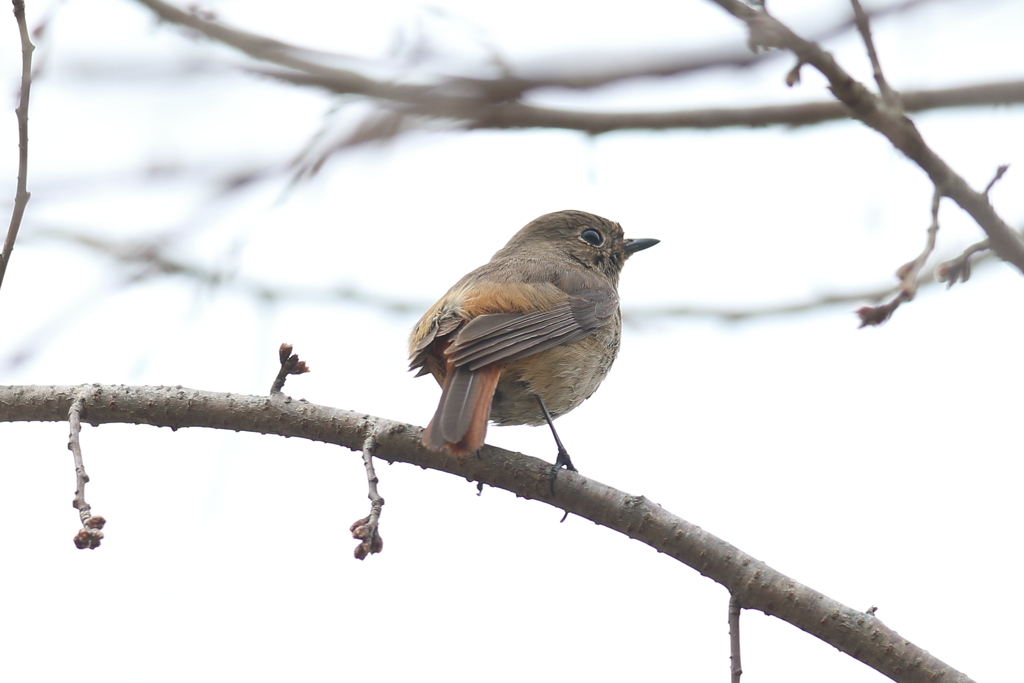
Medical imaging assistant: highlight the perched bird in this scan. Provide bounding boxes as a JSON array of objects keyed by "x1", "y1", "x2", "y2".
[{"x1": 409, "y1": 210, "x2": 658, "y2": 477}]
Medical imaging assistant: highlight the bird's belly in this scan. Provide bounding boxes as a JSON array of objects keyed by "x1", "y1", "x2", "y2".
[{"x1": 487, "y1": 333, "x2": 619, "y2": 427}]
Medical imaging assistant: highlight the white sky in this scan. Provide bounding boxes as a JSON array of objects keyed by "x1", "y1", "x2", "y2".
[{"x1": 1, "y1": 0, "x2": 1022, "y2": 681}]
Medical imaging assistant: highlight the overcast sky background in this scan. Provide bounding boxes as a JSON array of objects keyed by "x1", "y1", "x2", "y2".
[{"x1": 1, "y1": 0, "x2": 1022, "y2": 681}]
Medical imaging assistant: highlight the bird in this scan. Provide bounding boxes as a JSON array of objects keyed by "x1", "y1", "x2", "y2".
[{"x1": 409, "y1": 210, "x2": 658, "y2": 480}]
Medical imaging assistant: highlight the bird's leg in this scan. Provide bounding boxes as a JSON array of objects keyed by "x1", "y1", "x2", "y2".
[{"x1": 535, "y1": 395, "x2": 576, "y2": 494}]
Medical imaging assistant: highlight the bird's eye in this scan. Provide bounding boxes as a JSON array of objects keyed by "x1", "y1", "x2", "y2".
[{"x1": 580, "y1": 228, "x2": 604, "y2": 246}]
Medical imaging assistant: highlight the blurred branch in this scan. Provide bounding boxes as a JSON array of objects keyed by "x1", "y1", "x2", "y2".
[
  {"x1": 856, "y1": 189, "x2": 941, "y2": 327},
  {"x1": 257, "y1": 73, "x2": 1024, "y2": 133},
  {"x1": 628, "y1": 286, "x2": 899, "y2": 322},
  {"x1": 933, "y1": 166, "x2": 1008, "y2": 287},
  {"x1": 133, "y1": 0, "x2": 932, "y2": 91},
  {"x1": 36, "y1": 225, "x2": 995, "y2": 322},
  {"x1": 0, "y1": 383, "x2": 975, "y2": 683},
  {"x1": 129, "y1": 0, "x2": 1024, "y2": 137},
  {"x1": 34, "y1": 227, "x2": 424, "y2": 313},
  {"x1": 936, "y1": 239, "x2": 990, "y2": 288},
  {"x1": 851, "y1": 0, "x2": 898, "y2": 108},
  {"x1": 708, "y1": 0, "x2": 1024, "y2": 279},
  {"x1": 1, "y1": 0, "x2": 36, "y2": 295}
]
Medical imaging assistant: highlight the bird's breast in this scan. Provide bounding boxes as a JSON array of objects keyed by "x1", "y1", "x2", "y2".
[{"x1": 488, "y1": 323, "x2": 621, "y2": 427}]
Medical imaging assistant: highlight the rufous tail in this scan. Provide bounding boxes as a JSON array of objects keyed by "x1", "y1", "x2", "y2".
[{"x1": 423, "y1": 364, "x2": 502, "y2": 456}]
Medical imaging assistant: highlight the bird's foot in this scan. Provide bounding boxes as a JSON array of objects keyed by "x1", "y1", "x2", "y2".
[{"x1": 549, "y1": 446, "x2": 578, "y2": 496}]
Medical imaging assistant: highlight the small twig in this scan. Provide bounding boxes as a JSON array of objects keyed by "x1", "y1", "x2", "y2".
[
  {"x1": 851, "y1": 0, "x2": 898, "y2": 109},
  {"x1": 270, "y1": 343, "x2": 309, "y2": 394},
  {"x1": 68, "y1": 394, "x2": 105, "y2": 549},
  {"x1": 936, "y1": 239, "x2": 990, "y2": 288},
  {"x1": 857, "y1": 189, "x2": 941, "y2": 327},
  {"x1": 729, "y1": 594, "x2": 743, "y2": 683},
  {"x1": 784, "y1": 59, "x2": 804, "y2": 87},
  {"x1": 983, "y1": 163, "x2": 1010, "y2": 197},
  {"x1": 351, "y1": 434, "x2": 385, "y2": 560},
  {"x1": 0, "y1": 0, "x2": 36, "y2": 294},
  {"x1": 898, "y1": 189, "x2": 942, "y2": 297}
]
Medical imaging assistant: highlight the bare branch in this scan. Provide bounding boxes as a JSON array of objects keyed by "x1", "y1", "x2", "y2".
[
  {"x1": 729, "y1": 595, "x2": 743, "y2": 683},
  {"x1": 33, "y1": 228, "x2": 425, "y2": 313},
  {"x1": 351, "y1": 433, "x2": 385, "y2": 560},
  {"x1": 851, "y1": 0, "x2": 898, "y2": 108},
  {"x1": 256, "y1": 71, "x2": 1024, "y2": 134},
  {"x1": 132, "y1": 0, "x2": 935, "y2": 97},
  {"x1": 0, "y1": 0, "x2": 36, "y2": 295},
  {"x1": 936, "y1": 239, "x2": 990, "y2": 288},
  {"x1": 708, "y1": 0, "x2": 1024, "y2": 279},
  {"x1": 448, "y1": 0, "x2": 937, "y2": 98},
  {"x1": 0, "y1": 383, "x2": 976, "y2": 683},
  {"x1": 67, "y1": 394, "x2": 105, "y2": 549},
  {"x1": 31, "y1": 225, "x2": 1002, "y2": 327},
  {"x1": 983, "y1": 163, "x2": 1009, "y2": 196},
  {"x1": 130, "y1": 0, "x2": 1024, "y2": 136},
  {"x1": 857, "y1": 189, "x2": 941, "y2": 327},
  {"x1": 900, "y1": 190, "x2": 942, "y2": 299}
]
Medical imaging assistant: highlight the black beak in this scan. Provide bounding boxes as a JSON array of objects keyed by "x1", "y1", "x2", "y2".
[{"x1": 624, "y1": 238, "x2": 659, "y2": 254}]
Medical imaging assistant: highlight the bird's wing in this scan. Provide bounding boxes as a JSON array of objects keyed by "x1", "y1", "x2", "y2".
[
  {"x1": 446, "y1": 273, "x2": 618, "y2": 371},
  {"x1": 409, "y1": 315, "x2": 461, "y2": 376}
]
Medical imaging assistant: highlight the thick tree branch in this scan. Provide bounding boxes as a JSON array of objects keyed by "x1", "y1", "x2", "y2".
[
  {"x1": 0, "y1": 383, "x2": 975, "y2": 683},
  {"x1": 707, "y1": 0, "x2": 1024, "y2": 276}
]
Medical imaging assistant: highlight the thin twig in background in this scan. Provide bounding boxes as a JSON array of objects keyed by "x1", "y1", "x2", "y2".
[
  {"x1": 936, "y1": 239, "x2": 990, "y2": 288},
  {"x1": 851, "y1": 0, "x2": 898, "y2": 108},
  {"x1": 0, "y1": 0, "x2": 36, "y2": 294},
  {"x1": 27, "y1": 225, "x2": 996, "y2": 325},
  {"x1": 32, "y1": 228, "x2": 426, "y2": 313},
  {"x1": 130, "y1": 0, "x2": 1024, "y2": 139},
  {"x1": 983, "y1": 163, "x2": 1010, "y2": 196},
  {"x1": 132, "y1": 0, "x2": 932, "y2": 100},
  {"x1": 857, "y1": 189, "x2": 941, "y2": 327}
]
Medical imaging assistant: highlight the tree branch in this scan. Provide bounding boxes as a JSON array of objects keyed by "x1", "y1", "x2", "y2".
[
  {"x1": 129, "y1": 0, "x2": 1024, "y2": 134},
  {"x1": 67, "y1": 393, "x2": 105, "y2": 549},
  {"x1": 706, "y1": 0, "x2": 1024, "y2": 276},
  {"x1": 851, "y1": 0, "x2": 898, "y2": 108},
  {"x1": 0, "y1": 0, "x2": 36, "y2": 294},
  {"x1": 0, "y1": 383, "x2": 976, "y2": 683},
  {"x1": 351, "y1": 432, "x2": 385, "y2": 560},
  {"x1": 729, "y1": 594, "x2": 743, "y2": 683},
  {"x1": 31, "y1": 226, "x2": 997, "y2": 327}
]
